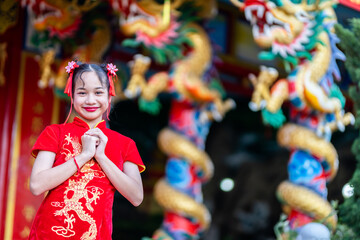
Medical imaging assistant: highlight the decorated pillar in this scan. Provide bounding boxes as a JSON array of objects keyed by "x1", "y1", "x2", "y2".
[
  {"x1": 230, "y1": 0, "x2": 354, "y2": 238},
  {"x1": 112, "y1": 0, "x2": 235, "y2": 238}
]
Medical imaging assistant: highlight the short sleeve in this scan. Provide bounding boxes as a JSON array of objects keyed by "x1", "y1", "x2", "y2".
[
  {"x1": 31, "y1": 125, "x2": 60, "y2": 158},
  {"x1": 125, "y1": 140, "x2": 145, "y2": 173}
]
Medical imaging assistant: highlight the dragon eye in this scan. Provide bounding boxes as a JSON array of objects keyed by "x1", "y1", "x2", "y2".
[{"x1": 295, "y1": 10, "x2": 308, "y2": 21}]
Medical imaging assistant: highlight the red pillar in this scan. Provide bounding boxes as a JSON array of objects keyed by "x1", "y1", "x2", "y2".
[
  {"x1": 0, "y1": 8, "x2": 66, "y2": 240},
  {"x1": 0, "y1": 7, "x2": 26, "y2": 240}
]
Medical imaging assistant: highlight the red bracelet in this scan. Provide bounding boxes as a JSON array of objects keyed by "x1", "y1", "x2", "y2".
[{"x1": 74, "y1": 158, "x2": 80, "y2": 174}]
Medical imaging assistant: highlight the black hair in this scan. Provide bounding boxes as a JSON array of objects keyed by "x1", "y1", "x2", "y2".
[{"x1": 71, "y1": 62, "x2": 109, "y2": 96}]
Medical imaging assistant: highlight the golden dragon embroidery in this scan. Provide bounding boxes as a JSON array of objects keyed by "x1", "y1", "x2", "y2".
[{"x1": 52, "y1": 133, "x2": 106, "y2": 239}]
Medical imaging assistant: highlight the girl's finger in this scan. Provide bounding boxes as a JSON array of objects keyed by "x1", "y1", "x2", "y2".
[{"x1": 87, "y1": 130, "x2": 107, "y2": 141}]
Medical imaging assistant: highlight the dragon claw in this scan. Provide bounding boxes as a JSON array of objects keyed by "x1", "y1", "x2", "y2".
[
  {"x1": 260, "y1": 100, "x2": 267, "y2": 109},
  {"x1": 349, "y1": 114, "x2": 355, "y2": 125},
  {"x1": 249, "y1": 101, "x2": 260, "y2": 111},
  {"x1": 38, "y1": 80, "x2": 47, "y2": 89},
  {"x1": 134, "y1": 54, "x2": 151, "y2": 64},
  {"x1": 249, "y1": 100, "x2": 267, "y2": 112},
  {"x1": 124, "y1": 87, "x2": 141, "y2": 99},
  {"x1": 199, "y1": 111, "x2": 209, "y2": 124},
  {"x1": 324, "y1": 125, "x2": 331, "y2": 136},
  {"x1": 212, "y1": 110, "x2": 223, "y2": 122},
  {"x1": 227, "y1": 99, "x2": 237, "y2": 109},
  {"x1": 316, "y1": 125, "x2": 322, "y2": 137},
  {"x1": 337, "y1": 121, "x2": 345, "y2": 132}
]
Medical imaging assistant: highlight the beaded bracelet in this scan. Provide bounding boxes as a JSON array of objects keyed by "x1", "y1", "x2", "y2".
[{"x1": 74, "y1": 158, "x2": 80, "y2": 174}]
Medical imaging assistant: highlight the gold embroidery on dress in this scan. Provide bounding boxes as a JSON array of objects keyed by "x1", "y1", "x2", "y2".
[
  {"x1": 52, "y1": 133, "x2": 106, "y2": 239},
  {"x1": 61, "y1": 133, "x2": 82, "y2": 161}
]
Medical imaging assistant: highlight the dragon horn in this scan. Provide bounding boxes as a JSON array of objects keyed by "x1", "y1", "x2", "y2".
[
  {"x1": 280, "y1": 0, "x2": 307, "y2": 14},
  {"x1": 162, "y1": 0, "x2": 171, "y2": 25},
  {"x1": 303, "y1": 0, "x2": 337, "y2": 11},
  {"x1": 138, "y1": 0, "x2": 184, "y2": 13},
  {"x1": 230, "y1": 0, "x2": 244, "y2": 9}
]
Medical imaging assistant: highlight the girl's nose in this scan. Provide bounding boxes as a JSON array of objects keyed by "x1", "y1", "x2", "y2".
[{"x1": 85, "y1": 93, "x2": 96, "y2": 104}]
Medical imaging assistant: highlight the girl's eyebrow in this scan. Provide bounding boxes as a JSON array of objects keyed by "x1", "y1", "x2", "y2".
[{"x1": 76, "y1": 86, "x2": 104, "y2": 90}]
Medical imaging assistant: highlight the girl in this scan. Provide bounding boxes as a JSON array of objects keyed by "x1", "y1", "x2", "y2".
[{"x1": 28, "y1": 61, "x2": 145, "y2": 239}]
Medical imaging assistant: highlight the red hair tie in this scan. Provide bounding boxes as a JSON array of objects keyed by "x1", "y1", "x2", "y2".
[
  {"x1": 106, "y1": 63, "x2": 118, "y2": 97},
  {"x1": 63, "y1": 61, "x2": 79, "y2": 124},
  {"x1": 64, "y1": 61, "x2": 79, "y2": 96},
  {"x1": 106, "y1": 63, "x2": 118, "y2": 120}
]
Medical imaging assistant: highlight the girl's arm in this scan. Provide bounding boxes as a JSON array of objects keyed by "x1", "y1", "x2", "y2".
[
  {"x1": 95, "y1": 156, "x2": 144, "y2": 206},
  {"x1": 30, "y1": 134, "x2": 99, "y2": 196}
]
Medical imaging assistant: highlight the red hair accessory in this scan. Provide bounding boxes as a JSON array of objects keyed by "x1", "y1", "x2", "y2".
[
  {"x1": 106, "y1": 63, "x2": 118, "y2": 97},
  {"x1": 64, "y1": 61, "x2": 79, "y2": 97},
  {"x1": 106, "y1": 63, "x2": 118, "y2": 120},
  {"x1": 63, "y1": 60, "x2": 79, "y2": 124}
]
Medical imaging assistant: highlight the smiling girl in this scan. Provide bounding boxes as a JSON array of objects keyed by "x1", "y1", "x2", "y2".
[{"x1": 28, "y1": 62, "x2": 145, "y2": 240}]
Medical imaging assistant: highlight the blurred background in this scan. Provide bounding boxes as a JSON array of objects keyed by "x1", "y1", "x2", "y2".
[{"x1": 1, "y1": 0, "x2": 360, "y2": 239}]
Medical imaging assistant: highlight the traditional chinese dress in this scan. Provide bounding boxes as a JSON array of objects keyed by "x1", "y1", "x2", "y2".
[{"x1": 28, "y1": 117, "x2": 145, "y2": 240}]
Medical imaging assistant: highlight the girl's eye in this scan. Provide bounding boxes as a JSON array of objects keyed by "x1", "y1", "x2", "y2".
[
  {"x1": 96, "y1": 91, "x2": 105, "y2": 95},
  {"x1": 77, "y1": 92, "x2": 86, "y2": 96}
]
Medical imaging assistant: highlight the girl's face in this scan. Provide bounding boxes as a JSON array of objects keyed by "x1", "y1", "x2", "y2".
[{"x1": 73, "y1": 71, "x2": 109, "y2": 126}]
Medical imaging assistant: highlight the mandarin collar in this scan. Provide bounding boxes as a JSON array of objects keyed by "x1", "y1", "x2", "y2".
[{"x1": 72, "y1": 117, "x2": 106, "y2": 129}]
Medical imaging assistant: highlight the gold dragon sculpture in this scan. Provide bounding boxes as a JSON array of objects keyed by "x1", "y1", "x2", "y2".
[
  {"x1": 231, "y1": 0, "x2": 354, "y2": 238},
  {"x1": 0, "y1": 0, "x2": 19, "y2": 34},
  {"x1": 112, "y1": 0, "x2": 234, "y2": 239},
  {"x1": 1, "y1": 0, "x2": 18, "y2": 87}
]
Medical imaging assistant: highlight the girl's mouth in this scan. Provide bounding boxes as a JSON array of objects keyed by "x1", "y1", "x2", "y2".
[{"x1": 83, "y1": 107, "x2": 98, "y2": 112}]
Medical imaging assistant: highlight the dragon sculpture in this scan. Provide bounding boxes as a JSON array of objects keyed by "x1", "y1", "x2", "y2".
[
  {"x1": 111, "y1": 0, "x2": 234, "y2": 239},
  {"x1": 24, "y1": 0, "x2": 115, "y2": 98},
  {"x1": 231, "y1": 0, "x2": 354, "y2": 238},
  {"x1": 1, "y1": 0, "x2": 18, "y2": 86},
  {"x1": 0, "y1": 0, "x2": 19, "y2": 34}
]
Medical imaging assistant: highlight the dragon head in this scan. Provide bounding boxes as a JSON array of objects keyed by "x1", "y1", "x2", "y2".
[
  {"x1": 25, "y1": 0, "x2": 99, "y2": 39},
  {"x1": 112, "y1": 0, "x2": 216, "y2": 63},
  {"x1": 112, "y1": 0, "x2": 179, "y2": 39},
  {"x1": 232, "y1": 0, "x2": 336, "y2": 69},
  {"x1": 112, "y1": 0, "x2": 216, "y2": 37}
]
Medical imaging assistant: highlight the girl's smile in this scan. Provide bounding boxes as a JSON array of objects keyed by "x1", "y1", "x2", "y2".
[{"x1": 83, "y1": 107, "x2": 99, "y2": 112}]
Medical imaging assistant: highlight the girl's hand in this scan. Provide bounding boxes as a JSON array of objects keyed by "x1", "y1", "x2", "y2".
[
  {"x1": 84, "y1": 128, "x2": 108, "y2": 160},
  {"x1": 81, "y1": 133, "x2": 99, "y2": 159}
]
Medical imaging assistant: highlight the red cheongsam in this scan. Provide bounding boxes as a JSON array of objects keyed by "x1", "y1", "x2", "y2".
[{"x1": 28, "y1": 117, "x2": 145, "y2": 240}]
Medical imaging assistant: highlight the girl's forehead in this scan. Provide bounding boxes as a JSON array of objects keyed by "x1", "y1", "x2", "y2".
[{"x1": 75, "y1": 71, "x2": 105, "y2": 88}]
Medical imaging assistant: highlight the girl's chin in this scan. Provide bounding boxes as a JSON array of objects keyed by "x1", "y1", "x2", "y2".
[{"x1": 78, "y1": 113, "x2": 103, "y2": 121}]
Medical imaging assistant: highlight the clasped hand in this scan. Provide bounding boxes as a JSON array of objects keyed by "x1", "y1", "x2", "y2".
[{"x1": 81, "y1": 128, "x2": 108, "y2": 161}]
